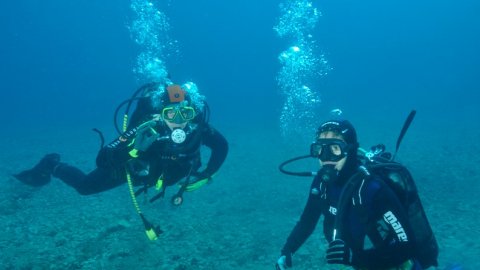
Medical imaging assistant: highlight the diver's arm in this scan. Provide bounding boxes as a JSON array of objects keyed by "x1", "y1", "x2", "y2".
[
  {"x1": 126, "y1": 83, "x2": 162, "y2": 130},
  {"x1": 281, "y1": 180, "x2": 323, "y2": 256},
  {"x1": 352, "y1": 183, "x2": 415, "y2": 269},
  {"x1": 127, "y1": 97, "x2": 155, "y2": 130},
  {"x1": 200, "y1": 126, "x2": 228, "y2": 176},
  {"x1": 96, "y1": 131, "x2": 137, "y2": 169}
]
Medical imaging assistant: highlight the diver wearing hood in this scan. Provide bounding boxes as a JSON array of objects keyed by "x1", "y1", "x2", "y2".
[
  {"x1": 276, "y1": 120, "x2": 422, "y2": 270},
  {"x1": 14, "y1": 82, "x2": 228, "y2": 200}
]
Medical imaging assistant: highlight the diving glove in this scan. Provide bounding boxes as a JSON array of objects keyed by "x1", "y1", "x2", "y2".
[
  {"x1": 133, "y1": 120, "x2": 159, "y2": 152},
  {"x1": 326, "y1": 239, "x2": 352, "y2": 265},
  {"x1": 275, "y1": 253, "x2": 292, "y2": 270},
  {"x1": 185, "y1": 172, "x2": 213, "y2": 192}
]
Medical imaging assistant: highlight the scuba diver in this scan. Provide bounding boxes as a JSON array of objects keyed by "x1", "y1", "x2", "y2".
[
  {"x1": 275, "y1": 117, "x2": 438, "y2": 270},
  {"x1": 14, "y1": 81, "x2": 228, "y2": 240}
]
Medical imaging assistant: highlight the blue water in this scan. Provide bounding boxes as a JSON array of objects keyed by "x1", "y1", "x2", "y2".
[
  {"x1": 2, "y1": 0, "x2": 478, "y2": 128},
  {"x1": 1, "y1": 0, "x2": 479, "y2": 269}
]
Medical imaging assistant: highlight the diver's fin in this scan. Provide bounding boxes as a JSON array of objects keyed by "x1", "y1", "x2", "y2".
[
  {"x1": 14, "y1": 169, "x2": 51, "y2": 187},
  {"x1": 13, "y1": 153, "x2": 60, "y2": 187}
]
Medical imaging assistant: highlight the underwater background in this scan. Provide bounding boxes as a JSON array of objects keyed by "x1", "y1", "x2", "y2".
[{"x1": 1, "y1": 0, "x2": 479, "y2": 269}]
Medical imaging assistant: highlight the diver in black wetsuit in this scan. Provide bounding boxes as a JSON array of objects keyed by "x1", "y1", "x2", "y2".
[
  {"x1": 276, "y1": 120, "x2": 422, "y2": 270},
  {"x1": 15, "y1": 81, "x2": 228, "y2": 204}
]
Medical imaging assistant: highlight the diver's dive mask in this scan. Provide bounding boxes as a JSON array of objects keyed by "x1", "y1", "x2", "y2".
[
  {"x1": 161, "y1": 104, "x2": 196, "y2": 124},
  {"x1": 310, "y1": 138, "x2": 349, "y2": 162}
]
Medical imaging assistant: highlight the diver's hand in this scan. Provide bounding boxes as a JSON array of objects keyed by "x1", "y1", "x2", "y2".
[
  {"x1": 185, "y1": 171, "x2": 212, "y2": 192},
  {"x1": 275, "y1": 253, "x2": 292, "y2": 270},
  {"x1": 326, "y1": 239, "x2": 352, "y2": 265},
  {"x1": 134, "y1": 120, "x2": 159, "y2": 152}
]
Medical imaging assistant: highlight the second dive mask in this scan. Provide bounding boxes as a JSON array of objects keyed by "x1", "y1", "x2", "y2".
[{"x1": 310, "y1": 138, "x2": 349, "y2": 162}]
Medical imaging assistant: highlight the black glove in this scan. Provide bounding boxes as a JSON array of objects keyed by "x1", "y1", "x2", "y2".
[
  {"x1": 326, "y1": 239, "x2": 352, "y2": 265},
  {"x1": 275, "y1": 253, "x2": 292, "y2": 270},
  {"x1": 133, "y1": 120, "x2": 159, "y2": 152}
]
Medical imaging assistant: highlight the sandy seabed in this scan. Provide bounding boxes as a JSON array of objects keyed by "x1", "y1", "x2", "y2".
[{"x1": 1, "y1": 120, "x2": 479, "y2": 270}]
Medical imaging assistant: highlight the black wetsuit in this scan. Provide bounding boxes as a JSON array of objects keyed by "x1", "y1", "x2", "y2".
[
  {"x1": 281, "y1": 171, "x2": 422, "y2": 270},
  {"x1": 53, "y1": 120, "x2": 228, "y2": 195}
]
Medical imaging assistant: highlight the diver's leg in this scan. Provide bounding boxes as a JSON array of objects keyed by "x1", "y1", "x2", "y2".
[
  {"x1": 53, "y1": 164, "x2": 125, "y2": 195},
  {"x1": 14, "y1": 154, "x2": 125, "y2": 195}
]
